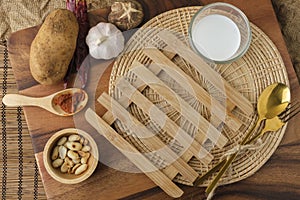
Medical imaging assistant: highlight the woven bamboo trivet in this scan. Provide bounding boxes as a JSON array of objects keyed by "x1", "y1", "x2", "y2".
[
  {"x1": 109, "y1": 7, "x2": 290, "y2": 186},
  {"x1": 0, "y1": 43, "x2": 46, "y2": 199}
]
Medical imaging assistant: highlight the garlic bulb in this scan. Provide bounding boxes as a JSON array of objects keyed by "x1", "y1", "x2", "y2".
[{"x1": 86, "y1": 22, "x2": 125, "y2": 59}]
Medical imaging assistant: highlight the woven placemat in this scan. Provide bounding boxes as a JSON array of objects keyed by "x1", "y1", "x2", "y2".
[
  {"x1": 0, "y1": 43, "x2": 47, "y2": 199},
  {"x1": 0, "y1": 0, "x2": 113, "y2": 40},
  {"x1": 109, "y1": 7, "x2": 290, "y2": 186}
]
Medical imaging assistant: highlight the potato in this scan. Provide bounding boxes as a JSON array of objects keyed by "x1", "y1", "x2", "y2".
[{"x1": 30, "y1": 9, "x2": 79, "y2": 85}]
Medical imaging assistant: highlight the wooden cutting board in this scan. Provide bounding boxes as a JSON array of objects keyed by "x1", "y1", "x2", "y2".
[{"x1": 7, "y1": 0, "x2": 300, "y2": 199}]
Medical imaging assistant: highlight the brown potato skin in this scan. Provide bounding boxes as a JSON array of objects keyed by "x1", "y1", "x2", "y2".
[{"x1": 30, "y1": 9, "x2": 79, "y2": 85}]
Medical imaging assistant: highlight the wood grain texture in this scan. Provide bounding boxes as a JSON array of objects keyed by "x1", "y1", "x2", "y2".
[{"x1": 7, "y1": 0, "x2": 300, "y2": 199}]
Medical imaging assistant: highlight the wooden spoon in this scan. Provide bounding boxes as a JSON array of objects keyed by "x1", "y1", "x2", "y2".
[{"x1": 2, "y1": 88, "x2": 88, "y2": 116}]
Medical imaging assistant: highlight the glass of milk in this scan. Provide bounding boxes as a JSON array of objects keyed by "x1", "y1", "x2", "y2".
[{"x1": 189, "y1": 3, "x2": 251, "y2": 63}]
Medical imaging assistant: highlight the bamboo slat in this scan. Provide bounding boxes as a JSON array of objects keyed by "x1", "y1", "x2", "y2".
[{"x1": 85, "y1": 108, "x2": 184, "y2": 198}]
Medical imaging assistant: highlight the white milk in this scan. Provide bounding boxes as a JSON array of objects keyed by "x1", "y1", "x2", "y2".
[{"x1": 192, "y1": 14, "x2": 241, "y2": 61}]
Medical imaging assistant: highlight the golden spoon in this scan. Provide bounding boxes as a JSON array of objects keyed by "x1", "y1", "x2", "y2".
[
  {"x1": 2, "y1": 88, "x2": 88, "y2": 116},
  {"x1": 193, "y1": 83, "x2": 290, "y2": 192}
]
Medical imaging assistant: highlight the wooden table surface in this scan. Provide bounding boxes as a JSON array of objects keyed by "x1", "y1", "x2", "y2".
[{"x1": 7, "y1": 0, "x2": 300, "y2": 199}]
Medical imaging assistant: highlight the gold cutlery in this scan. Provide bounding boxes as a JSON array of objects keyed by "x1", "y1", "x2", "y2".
[
  {"x1": 247, "y1": 101, "x2": 300, "y2": 144},
  {"x1": 193, "y1": 83, "x2": 291, "y2": 196}
]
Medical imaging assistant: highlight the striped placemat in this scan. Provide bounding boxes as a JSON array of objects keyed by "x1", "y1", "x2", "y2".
[{"x1": 0, "y1": 42, "x2": 46, "y2": 199}]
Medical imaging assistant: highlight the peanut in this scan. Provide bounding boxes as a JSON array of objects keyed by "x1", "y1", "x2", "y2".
[
  {"x1": 61, "y1": 162, "x2": 69, "y2": 173},
  {"x1": 67, "y1": 150, "x2": 79, "y2": 160},
  {"x1": 79, "y1": 136, "x2": 89, "y2": 145},
  {"x1": 71, "y1": 163, "x2": 81, "y2": 174},
  {"x1": 75, "y1": 164, "x2": 88, "y2": 175},
  {"x1": 64, "y1": 157, "x2": 74, "y2": 168},
  {"x1": 78, "y1": 151, "x2": 86, "y2": 157},
  {"x1": 51, "y1": 146, "x2": 59, "y2": 160},
  {"x1": 68, "y1": 134, "x2": 81, "y2": 142},
  {"x1": 51, "y1": 133, "x2": 92, "y2": 175},
  {"x1": 81, "y1": 153, "x2": 90, "y2": 164},
  {"x1": 57, "y1": 136, "x2": 67, "y2": 146},
  {"x1": 79, "y1": 137, "x2": 85, "y2": 145},
  {"x1": 83, "y1": 138, "x2": 89, "y2": 146},
  {"x1": 52, "y1": 158, "x2": 63, "y2": 168},
  {"x1": 59, "y1": 146, "x2": 67, "y2": 159},
  {"x1": 72, "y1": 158, "x2": 81, "y2": 164},
  {"x1": 81, "y1": 145, "x2": 91, "y2": 152},
  {"x1": 65, "y1": 141, "x2": 82, "y2": 151}
]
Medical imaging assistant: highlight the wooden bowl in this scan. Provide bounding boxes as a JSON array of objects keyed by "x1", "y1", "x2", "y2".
[{"x1": 43, "y1": 128, "x2": 99, "y2": 184}]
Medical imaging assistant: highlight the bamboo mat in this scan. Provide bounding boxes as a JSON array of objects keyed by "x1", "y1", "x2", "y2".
[{"x1": 0, "y1": 42, "x2": 47, "y2": 199}]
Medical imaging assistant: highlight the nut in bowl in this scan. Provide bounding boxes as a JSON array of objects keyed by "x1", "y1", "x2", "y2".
[
  {"x1": 188, "y1": 2, "x2": 252, "y2": 63},
  {"x1": 43, "y1": 128, "x2": 98, "y2": 184}
]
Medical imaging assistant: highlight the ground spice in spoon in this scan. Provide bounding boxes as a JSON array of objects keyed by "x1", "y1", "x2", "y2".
[{"x1": 53, "y1": 91, "x2": 86, "y2": 114}]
